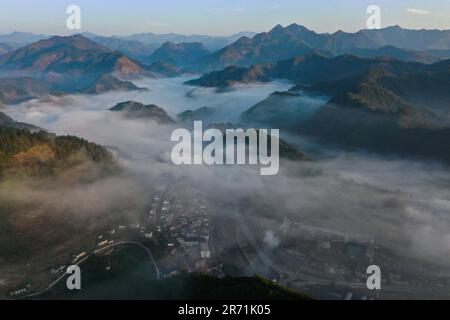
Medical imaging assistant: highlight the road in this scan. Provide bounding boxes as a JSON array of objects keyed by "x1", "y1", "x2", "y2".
[{"x1": 21, "y1": 240, "x2": 160, "y2": 299}]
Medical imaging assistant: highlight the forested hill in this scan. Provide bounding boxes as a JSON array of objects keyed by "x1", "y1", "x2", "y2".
[{"x1": 0, "y1": 126, "x2": 113, "y2": 176}]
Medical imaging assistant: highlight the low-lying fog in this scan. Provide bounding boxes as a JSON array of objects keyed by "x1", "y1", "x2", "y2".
[
  {"x1": 9, "y1": 76, "x2": 292, "y2": 127},
  {"x1": 4, "y1": 76, "x2": 450, "y2": 270}
]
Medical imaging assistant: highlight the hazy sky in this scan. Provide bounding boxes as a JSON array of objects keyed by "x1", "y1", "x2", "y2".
[{"x1": 0, "y1": 0, "x2": 449, "y2": 36}]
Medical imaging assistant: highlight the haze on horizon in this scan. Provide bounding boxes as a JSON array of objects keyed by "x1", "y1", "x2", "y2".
[{"x1": 0, "y1": 0, "x2": 450, "y2": 37}]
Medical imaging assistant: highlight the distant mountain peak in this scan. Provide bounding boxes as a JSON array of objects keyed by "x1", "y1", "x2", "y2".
[
  {"x1": 333, "y1": 29, "x2": 346, "y2": 35},
  {"x1": 0, "y1": 34, "x2": 148, "y2": 78},
  {"x1": 234, "y1": 36, "x2": 252, "y2": 44},
  {"x1": 148, "y1": 41, "x2": 210, "y2": 67},
  {"x1": 192, "y1": 23, "x2": 450, "y2": 72},
  {"x1": 385, "y1": 25, "x2": 403, "y2": 30},
  {"x1": 19, "y1": 34, "x2": 111, "y2": 54},
  {"x1": 286, "y1": 23, "x2": 313, "y2": 32},
  {"x1": 109, "y1": 101, "x2": 175, "y2": 124},
  {"x1": 270, "y1": 24, "x2": 284, "y2": 32},
  {"x1": 9, "y1": 31, "x2": 38, "y2": 36}
]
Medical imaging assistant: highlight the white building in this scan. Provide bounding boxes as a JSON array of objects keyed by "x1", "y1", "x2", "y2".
[{"x1": 200, "y1": 242, "x2": 211, "y2": 258}]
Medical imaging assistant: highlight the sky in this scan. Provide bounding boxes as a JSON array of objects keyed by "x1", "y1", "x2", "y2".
[{"x1": 0, "y1": 0, "x2": 449, "y2": 36}]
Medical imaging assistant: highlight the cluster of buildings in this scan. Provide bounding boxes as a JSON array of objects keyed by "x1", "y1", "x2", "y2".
[
  {"x1": 9, "y1": 284, "x2": 31, "y2": 297},
  {"x1": 146, "y1": 187, "x2": 223, "y2": 278}
]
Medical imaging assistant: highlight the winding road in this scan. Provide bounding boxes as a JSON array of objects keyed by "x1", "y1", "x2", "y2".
[{"x1": 21, "y1": 240, "x2": 160, "y2": 299}]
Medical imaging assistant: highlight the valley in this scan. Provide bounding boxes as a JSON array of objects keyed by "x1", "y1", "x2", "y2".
[{"x1": 1, "y1": 20, "x2": 450, "y2": 301}]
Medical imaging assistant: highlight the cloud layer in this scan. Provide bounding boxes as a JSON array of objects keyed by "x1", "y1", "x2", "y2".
[{"x1": 3, "y1": 76, "x2": 450, "y2": 273}]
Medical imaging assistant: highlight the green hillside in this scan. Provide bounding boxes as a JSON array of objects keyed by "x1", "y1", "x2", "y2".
[{"x1": 0, "y1": 126, "x2": 113, "y2": 176}]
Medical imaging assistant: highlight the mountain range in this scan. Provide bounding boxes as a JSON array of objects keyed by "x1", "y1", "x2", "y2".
[
  {"x1": 0, "y1": 35, "x2": 152, "y2": 103},
  {"x1": 0, "y1": 35, "x2": 149, "y2": 79},
  {"x1": 0, "y1": 31, "x2": 50, "y2": 48},
  {"x1": 83, "y1": 33, "x2": 159, "y2": 63},
  {"x1": 178, "y1": 24, "x2": 450, "y2": 163},
  {"x1": 0, "y1": 30, "x2": 256, "y2": 51},
  {"x1": 82, "y1": 31, "x2": 257, "y2": 64},
  {"x1": 187, "y1": 52, "x2": 437, "y2": 87},
  {"x1": 3, "y1": 24, "x2": 450, "y2": 75},
  {"x1": 191, "y1": 24, "x2": 450, "y2": 71},
  {"x1": 147, "y1": 41, "x2": 210, "y2": 67},
  {"x1": 236, "y1": 55, "x2": 450, "y2": 162},
  {"x1": 5, "y1": 24, "x2": 450, "y2": 73},
  {"x1": 1, "y1": 24, "x2": 450, "y2": 131},
  {"x1": 118, "y1": 31, "x2": 256, "y2": 52}
]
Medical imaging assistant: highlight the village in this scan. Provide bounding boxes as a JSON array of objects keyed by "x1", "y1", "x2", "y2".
[
  {"x1": 8, "y1": 183, "x2": 223, "y2": 298},
  {"x1": 144, "y1": 185, "x2": 224, "y2": 278},
  {"x1": 8, "y1": 185, "x2": 449, "y2": 300}
]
